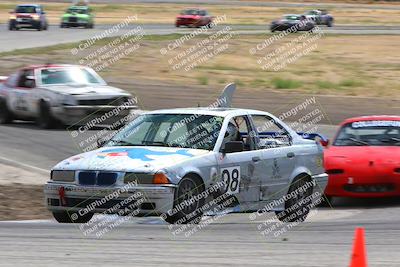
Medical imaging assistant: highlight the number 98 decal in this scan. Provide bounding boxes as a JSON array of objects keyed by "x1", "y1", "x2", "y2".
[{"x1": 221, "y1": 166, "x2": 240, "y2": 194}]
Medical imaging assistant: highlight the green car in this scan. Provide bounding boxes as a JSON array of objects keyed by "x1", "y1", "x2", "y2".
[{"x1": 60, "y1": 5, "x2": 94, "y2": 28}]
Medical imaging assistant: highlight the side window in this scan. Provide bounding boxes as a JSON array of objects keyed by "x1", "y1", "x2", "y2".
[
  {"x1": 252, "y1": 115, "x2": 291, "y2": 149},
  {"x1": 221, "y1": 116, "x2": 255, "y2": 151},
  {"x1": 17, "y1": 69, "x2": 35, "y2": 88}
]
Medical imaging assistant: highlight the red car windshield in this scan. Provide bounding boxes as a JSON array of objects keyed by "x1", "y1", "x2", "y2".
[
  {"x1": 334, "y1": 121, "x2": 400, "y2": 146},
  {"x1": 16, "y1": 6, "x2": 37, "y2": 13},
  {"x1": 181, "y1": 9, "x2": 201, "y2": 15}
]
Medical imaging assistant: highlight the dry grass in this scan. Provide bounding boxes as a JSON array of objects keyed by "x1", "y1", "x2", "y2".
[
  {"x1": 1, "y1": 1, "x2": 400, "y2": 25},
  {"x1": 0, "y1": 34, "x2": 399, "y2": 98}
]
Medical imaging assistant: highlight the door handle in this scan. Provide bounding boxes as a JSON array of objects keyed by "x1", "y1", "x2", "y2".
[
  {"x1": 252, "y1": 156, "x2": 261, "y2": 162},
  {"x1": 287, "y1": 152, "x2": 295, "y2": 158}
]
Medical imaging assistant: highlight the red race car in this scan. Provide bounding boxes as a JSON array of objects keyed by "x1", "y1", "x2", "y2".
[
  {"x1": 324, "y1": 116, "x2": 400, "y2": 201},
  {"x1": 175, "y1": 8, "x2": 213, "y2": 28}
]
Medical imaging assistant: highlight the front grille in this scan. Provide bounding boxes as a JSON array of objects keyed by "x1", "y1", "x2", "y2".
[
  {"x1": 69, "y1": 17, "x2": 77, "y2": 23},
  {"x1": 65, "y1": 197, "x2": 136, "y2": 210},
  {"x1": 343, "y1": 184, "x2": 395, "y2": 193},
  {"x1": 78, "y1": 171, "x2": 118, "y2": 186},
  {"x1": 78, "y1": 98, "x2": 120, "y2": 106},
  {"x1": 79, "y1": 172, "x2": 96, "y2": 185}
]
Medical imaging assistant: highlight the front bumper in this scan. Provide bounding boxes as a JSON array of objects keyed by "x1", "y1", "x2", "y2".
[
  {"x1": 10, "y1": 19, "x2": 40, "y2": 28},
  {"x1": 324, "y1": 173, "x2": 400, "y2": 197},
  {"x1": 44, "y1": 182, "x2": 176, "y2": 215},
  {"x1": 52, "y1": 105, "x2": 138, "y2": 126}
]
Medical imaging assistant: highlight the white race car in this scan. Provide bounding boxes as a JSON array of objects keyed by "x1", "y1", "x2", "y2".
[
  {"x1": 0, "y1": 64, "x2": 138, "y2": 128},
  {"x1": 44, "y1": 84, "x2": 328, "y2": 224}
]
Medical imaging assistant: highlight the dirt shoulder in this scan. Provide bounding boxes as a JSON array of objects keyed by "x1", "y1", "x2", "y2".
[{"x1": 0, "y1": 163, "x2": 51, "y2": 220}]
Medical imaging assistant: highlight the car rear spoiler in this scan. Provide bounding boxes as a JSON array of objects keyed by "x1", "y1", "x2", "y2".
[
  {"x1": 0, "y1": 76, "x2": 7, "y2": 83},
  {"x1": 297, "y1": 132, "x2": 329, "y2": 146},
  {"x1": 257, "y1": 131, "x2": 329, "y2": 146}
]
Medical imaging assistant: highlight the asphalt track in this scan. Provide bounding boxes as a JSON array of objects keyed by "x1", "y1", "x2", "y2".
[
  {"x1": 1, "y1": 24, "x2": 400, "y2": 53},
  {"x1": 0, "y1": 204, "x2": 400, "y2": 267}
]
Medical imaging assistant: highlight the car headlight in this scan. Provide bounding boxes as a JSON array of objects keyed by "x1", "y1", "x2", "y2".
[
  {"x1": 51, "y1": 170, "x2": 75, "y2": 182},
  {"x1": 32, "y1": 14, "x2": 40, "y2": 20},
  {"x1": 124, "y1": 172, "x2": 170, "y2": 184},
  {"x1": 62, "y1": 94, "x2": 76, "y2": 106},
  {"x1": 9, "y1": 15, "x2": 16, "y2": 20}
]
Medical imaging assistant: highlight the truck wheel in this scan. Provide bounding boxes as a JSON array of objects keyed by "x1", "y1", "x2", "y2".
[
  {"x1": 0, "y1": 100, "x2": 14, "y2": 124},
  {"x1": 163, "y1": 175, "x2": 205, "y2": 224},
  {"x1": 36, "y1": 101, "x2": 57, "y2": 129},
  {"x1": 52, "y1": 211, "x2": 93, "y2": 223},
  {"x1": 275, "y1": 174, "x2": 314, "y2": 223}
]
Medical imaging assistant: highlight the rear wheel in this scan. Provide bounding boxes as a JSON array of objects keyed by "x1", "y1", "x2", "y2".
[
  {"x1": 276, "y1": 174, "x2": 314, "y2": 223},
  {"x1": 36, "y1": 101, "x2": 58, "y2": 129},
  {"x1": 52, "y1": 211, "x2": 93, "y2": 223},
  {"x1": 164, "y1": 175, "x2": 205, "y2": 224},
  {"x1": 0, "y1": 99, "x2": 14, "y2": 124}
]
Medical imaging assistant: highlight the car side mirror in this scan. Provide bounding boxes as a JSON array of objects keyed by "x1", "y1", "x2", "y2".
[{"x1": 223, "y1": 141, "x2": 244, "y2": 153}]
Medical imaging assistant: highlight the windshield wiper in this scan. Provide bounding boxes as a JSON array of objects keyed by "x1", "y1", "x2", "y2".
[
  {"x1": 381, "y1": 137, "x2": 400, "y2": 145},
  {"x1": 110, "y1": 139, "x2": 141, "y2": 146},
  {"x1": 142, "y1": 140, "x2": 169, "y2": 146},
  {"x1": 348, "y1": 137, "x2": 369, "y2": 146}
]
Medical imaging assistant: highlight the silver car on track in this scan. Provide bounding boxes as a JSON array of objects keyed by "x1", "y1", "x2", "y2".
[{"x1": 44, "y1": 84, "x2": 328, "y2": 224}]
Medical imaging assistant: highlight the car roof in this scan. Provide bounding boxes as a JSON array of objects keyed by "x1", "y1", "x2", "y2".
[
  {"x1": 341, "y1": 115, "x2": 400, "y2": 125},
  {"x1": 145, "y1": 107, "x2": 270, "y2": 117},
  {"x1": 69, "y1": 5, "x2": 90, "y2": 9},
  {"x1": 17, "y1": 4, "x2": 41, "y2": 7},
  {"x1": 21, "y1": 64, "x2": 82, "y2": 70}
]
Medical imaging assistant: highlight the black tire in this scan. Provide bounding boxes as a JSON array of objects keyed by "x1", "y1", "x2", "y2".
[
  {"x1": 275, "y1": 174, "x2": 314, "y2": 223},
  {"x1": 36, "y1": 101, "x2": 57, "y2": 129},
  {"x1": 163, "y1": 175, "x2": 205, "y2": 224},
  {"x1": 37, "y1": 25, "x2": 42, "y2": 31},
  {"x1": 318, "y1": 194, "x2": 333, "y2": 207},
  {"x1": 8, "y1": 24, "x2": 15, "y2": 31},
  {"x1": 52, "y1": 211, "x2": 93, "y2": 223},
  {"x1": 0, "y1": 99, "x2": 14, "y2": 124},
  {"x1": 327, "y1": 20, "x2": 333, "y2": 27},
  {"x1": 44, "y1": 23, "x2": 48, "y2": 30}
]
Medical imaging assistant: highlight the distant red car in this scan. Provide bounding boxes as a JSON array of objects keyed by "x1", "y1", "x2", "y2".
[
  {"x1": 175, "y1": 8, "x2": 213, "y2": 28},
  {"x1": 324, "y1": 116, "x2": 400, "y2": 200}
]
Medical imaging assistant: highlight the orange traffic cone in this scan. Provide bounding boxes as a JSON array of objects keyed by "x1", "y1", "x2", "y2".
[{"x1": 349, "y1": 227, "x2": 368, "y2": 267}]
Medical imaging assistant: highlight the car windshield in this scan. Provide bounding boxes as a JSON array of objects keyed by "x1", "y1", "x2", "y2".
[
  {"x1": 67, "y1": 8, "x2": 88, "y2": 14},
  {"x1": 285, "y1": 15, "x2": 300, "y2": 21},
  {"x1": 334, "y1": 121, "x2": 400, "y2": 146},
  {"x1": 107, "y1": 114, "x2": 224, "y2": 150},
  {"x1": 40, "y1": 67, "x2": 103, "y2": 85},
  {"x1": 181, "y1": 9, "x2": 199, "y2": 15},
  {"x1": 16, "y1": 6, "x2": 36, "y2": 13}
]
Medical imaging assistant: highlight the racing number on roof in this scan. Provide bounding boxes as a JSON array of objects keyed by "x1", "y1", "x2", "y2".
[{"x1": 221, "y1": 166, "x2": 240, "y2": 194}]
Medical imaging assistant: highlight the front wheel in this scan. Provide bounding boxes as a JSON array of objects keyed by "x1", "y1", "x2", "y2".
[
  {"x1": 0, "y1": 100, "x2": 14, "y2": 124},
  {"x1": 36, "y1": 101, "x2": 58, "y2": 129},
  {"x1": 276, "y1": 174, "x2": 314, "y2": 223},
  {"x1": 163, "y1": 175, "x2": 205, "y2": 224},
  {"x1": 52, "y1": 211, "x2": 93, "y2": 223}
]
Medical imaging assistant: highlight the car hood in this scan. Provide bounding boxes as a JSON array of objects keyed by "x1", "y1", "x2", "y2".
[
  {"x1": 325, "y1": 146, "x2": 400, "y2": 166},
  {"x1": 53, "y1": 146, "x2": 210, "y2": 172},
  {"x1": 41, "y1": 84, "x2": 128, "y2": 96}
]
